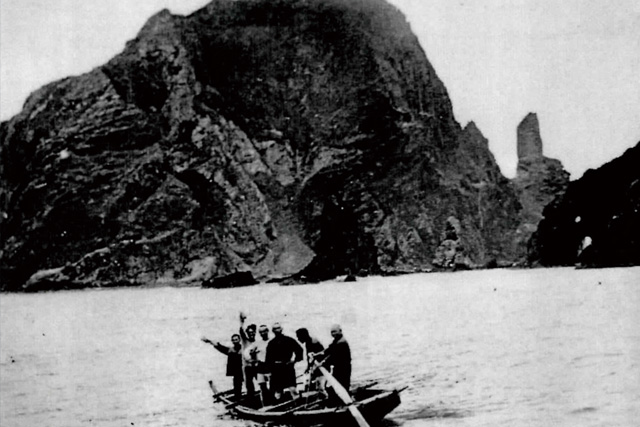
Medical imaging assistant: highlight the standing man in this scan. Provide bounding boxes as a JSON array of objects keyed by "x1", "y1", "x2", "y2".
[
  {"x1": 295, "y1": 328, "x2": 325, "y2": 390},
  {"x1": 266, "y1": 322, "x2": 304, "y2": 401},
  {"x1": 201, "y1": 334, "x2": 244, "y2": 400},
  {"x1": 321, "y1": 324, "x2": 352, "y2": 392},
  {"x1": 239, "y1": 312, "x2": 258, "y2": 397},
  {"x1": 254, "y1": 324, "x2": 272, "y2": 403}
]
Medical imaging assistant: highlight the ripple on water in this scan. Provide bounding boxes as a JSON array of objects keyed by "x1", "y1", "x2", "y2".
[
  {"x1": 399, "y1": 403, "x2": 470, "y2": 421},
  {"x1": 569, "y1": 406, "x2": 598, "y2": 414}
]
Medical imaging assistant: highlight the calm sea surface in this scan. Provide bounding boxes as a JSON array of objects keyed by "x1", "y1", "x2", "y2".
[{"x1": 1, "y1": 267, "x2": 639, "y2": 427}]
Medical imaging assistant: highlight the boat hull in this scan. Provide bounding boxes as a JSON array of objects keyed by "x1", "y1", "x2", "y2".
[{"x1": 213, "y1": 387, "x2": 402, "y2": 426}]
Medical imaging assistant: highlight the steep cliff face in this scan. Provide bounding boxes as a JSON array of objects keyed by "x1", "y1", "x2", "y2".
[
  {"x1": 529, "y1": 142, "x2": 640, "y2": 267},
  {"x1": 0, "y1": 0, "x2": 523, "y2": 290},
  {"x1": 512, "y1": 113, "x2": 570, "y2": 253},
  {"x1": 431, "y1": 122, "x2": 522, "y2": 268}
]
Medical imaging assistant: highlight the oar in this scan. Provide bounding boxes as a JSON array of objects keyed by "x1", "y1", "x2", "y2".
[
  {"x1": 209, "y1": 380, "x2": 219, "y2": 395},
  {"x1": 315, "y1": 364, "x2": 370, "y2": 427},
  {"x1": 353, "y1": 380, "x2": 378, "y2": 389},
  {"x1": 210, "y1": 380, "x2": 261, "y2": 409},
  {"x1": 209, "y1": 380, "x2": 233, "y2": 400},
  {"x1": 224, "y1": 391, "x2": 261, "y2": 409}
]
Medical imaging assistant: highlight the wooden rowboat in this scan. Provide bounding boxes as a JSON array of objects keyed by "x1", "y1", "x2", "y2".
[{"x1": 209, "y1": 380, "x2": 404, "y2": 426}]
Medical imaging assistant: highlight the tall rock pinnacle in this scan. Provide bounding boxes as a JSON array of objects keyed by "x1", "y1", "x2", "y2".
[
  {"x1": 512, "y1": 112, "x2": 570, "y2": 255},
  {"x1": 517, "y1": 112, "x2": 543, "y2": 161}
]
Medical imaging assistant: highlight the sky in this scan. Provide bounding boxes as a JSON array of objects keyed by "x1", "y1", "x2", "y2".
[{"x1": 1, "y1": 0, "x2": 639, "y2": 179}]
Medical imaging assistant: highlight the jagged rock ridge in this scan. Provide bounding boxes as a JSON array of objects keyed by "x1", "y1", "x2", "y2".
[
  {"x1": 529, "y1": 142, "x2": 640, "y2": 267},
  {"x1": 1, "y1": 0, "x2": 525, "y2": 290}
]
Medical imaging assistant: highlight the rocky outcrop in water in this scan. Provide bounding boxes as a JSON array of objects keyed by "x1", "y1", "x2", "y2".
[
  {"x1": 512, "y1": 113, "x2": 570, "y2": 253},
  {"x1": 529, "y1": 142, "x2": 640, "y2": 267},
  {"x1": 0, "y1": 0, "x2": 526, "y2": 291}
]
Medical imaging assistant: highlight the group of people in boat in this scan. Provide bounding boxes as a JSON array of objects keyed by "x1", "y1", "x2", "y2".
[{"x1": 201, "y1": 312, "x2": 351, "y2": 405}]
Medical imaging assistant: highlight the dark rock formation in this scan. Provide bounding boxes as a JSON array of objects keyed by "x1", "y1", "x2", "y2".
[
  {"x1": 202, "y1": 271, "x2": 258, "y2": 288},
  {"x1": 512, "y1": 113, "x2": 570, "y2": 254},
  {"x1": 343, "y1": 274, "x2": 357, "y2": 282},
  {"x1": 529, "y1": 142, "x2": 640, "y2": 267},
  {"x1": 0, "y1": 0, "x2": 524, "y2": 291},
  {"x1": 432, "y1": 216, "x2": 471, "y2": 269}
]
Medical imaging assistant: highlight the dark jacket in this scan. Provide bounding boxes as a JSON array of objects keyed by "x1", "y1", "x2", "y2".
[
  {"x1": 213, "y1": 342, "x2": 243, "y2": 377},
  {"x1": 266, "y1": 334, "x2": 303, "y2": 390},
  {"x1": 266, "y1": 334, "x2": 304, "y2": 365},
  {"x1": 324, "y1": 336, "x2": 351, "y2": 390}
]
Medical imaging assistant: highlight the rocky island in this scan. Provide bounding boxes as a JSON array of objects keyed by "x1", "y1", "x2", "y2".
[{"x1": 2, "y1": 0, "x2": 633, "y2": 292}]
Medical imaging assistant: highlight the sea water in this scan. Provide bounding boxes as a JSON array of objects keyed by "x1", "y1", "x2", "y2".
[{"x1": 1, "y1": 267, "x2": 639, "y2": 427}]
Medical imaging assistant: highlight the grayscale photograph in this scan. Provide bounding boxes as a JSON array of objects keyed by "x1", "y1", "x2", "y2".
[{"x1": 1, "y1": 1, "x2": 639, "y2": 426}]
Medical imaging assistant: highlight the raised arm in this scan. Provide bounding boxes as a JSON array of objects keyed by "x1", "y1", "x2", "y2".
[
  {"x1": 238, "y1": 311, "x2": 249, "y2": 343},
  {"x1": 213, "y1": 341, "x2": 231, "y2": 355},
  {"x1": 201, "y1": 336, "x2": 230, "y2": 356}
]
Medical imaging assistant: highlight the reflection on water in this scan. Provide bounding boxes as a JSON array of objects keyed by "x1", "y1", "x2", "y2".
[{"x1": 1, "y1": 267, "x2": 639, "y2": 427}]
